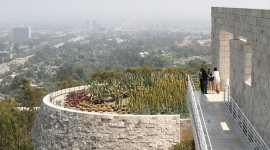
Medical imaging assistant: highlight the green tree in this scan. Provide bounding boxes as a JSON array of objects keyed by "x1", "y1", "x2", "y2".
[
  {"x1": 90, "y1": 69, "x2": 123, "y2": 82},
  {"x1": 57, "y1": 77, "x2": 79, "y2": 89},
  {"x1": 0, "y1": 100, "x2": 35, "y2": 149},
  {"x1": 18, "y1": 78, "x2": 44, "y2": 107}
]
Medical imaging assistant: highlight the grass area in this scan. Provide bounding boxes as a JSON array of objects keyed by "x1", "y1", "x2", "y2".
[
  {"x1": 180, "y1": 112, "x2": 190, "y2": 118},
  {"x1": 169, "y1": 134, "x2": 195, "y2": 150}
]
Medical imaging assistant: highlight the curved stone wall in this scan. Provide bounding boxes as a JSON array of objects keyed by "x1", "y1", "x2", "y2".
[{"x1": 32, "y1": 88, "x2": 181, "y2": 150}]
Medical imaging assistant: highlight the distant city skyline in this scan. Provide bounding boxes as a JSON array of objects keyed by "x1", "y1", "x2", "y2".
[{"x1": 0, "y1": 0, "x2": 269, "y2": 22}]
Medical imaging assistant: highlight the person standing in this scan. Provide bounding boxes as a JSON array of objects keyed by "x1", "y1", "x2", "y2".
[
  {"x1": 212, "y1": 67, "x2": 220, "y2": 94},
  {"x1": 207, "y1": 68, "x2": 214, "y2": 93},
  {"x1": 198, "y1": 68, "x2": 204, "y2": 93},
  {"x1": 201, "y1": 69, "x2": 208, "y2": 94}
]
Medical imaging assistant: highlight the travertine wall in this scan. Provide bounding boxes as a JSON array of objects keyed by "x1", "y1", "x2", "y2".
[
  {"x1": 32, "y1": 93, "x2": 185, "y2": 150},
  {"x1": 212, "y1": 7, "x2": 270, "y2": 146},
  {"x1": 179, "y1": 119, "x2": 192, "y2": 141}
]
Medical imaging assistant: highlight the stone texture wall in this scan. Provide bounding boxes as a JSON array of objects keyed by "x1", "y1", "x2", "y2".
[
  {"x1": 212, "y1": 7, "x2": 270, "y2": 146},
  {"x1": 32, "y1": 93, "x2": 186, "y2": 150},
  {"x1": 179, "y1": 119, "x2": 192, "y2": 141}
]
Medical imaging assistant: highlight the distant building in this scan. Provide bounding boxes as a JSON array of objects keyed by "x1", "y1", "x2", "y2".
[
  {"x1": 139, "y1": 52, "x2": 149, "y2": 58},
  {"x1": 85, "y1": 20, "x2": 91, "y2": 30},
  {"x1": 12, "y1": 27, "x2": 31, "y2": 40},
  {"x1": 92, "y1": 20, "x2": 103, "y2": 31}
]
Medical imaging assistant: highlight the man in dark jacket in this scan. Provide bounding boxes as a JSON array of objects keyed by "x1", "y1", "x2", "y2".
[
  {"x1": 201, "y1": 69, "x2": 208, "y2": 94},
  {"x1": 199, "y1": 68, "x2": 204, "y2": 93}
]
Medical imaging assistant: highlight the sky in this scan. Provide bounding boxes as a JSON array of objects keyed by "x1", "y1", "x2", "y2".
[{"x1": 0, "y1": 0, "x2": 269, "y2": 22}]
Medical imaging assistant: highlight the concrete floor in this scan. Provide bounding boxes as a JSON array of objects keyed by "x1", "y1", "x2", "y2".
[{"x1": 196, "y1": 91, "x2": 252, "y2": 150}]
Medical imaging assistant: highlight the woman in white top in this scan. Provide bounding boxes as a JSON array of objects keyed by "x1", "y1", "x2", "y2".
[{"x1": 212, "y1": 67, "x2": 220, "y2": 93}]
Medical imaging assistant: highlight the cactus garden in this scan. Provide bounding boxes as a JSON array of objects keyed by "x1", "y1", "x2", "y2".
[{"x1": 64, "y1": 66, "x2": 188, "y2": 115}]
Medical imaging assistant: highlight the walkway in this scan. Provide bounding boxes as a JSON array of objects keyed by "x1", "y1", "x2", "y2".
[{"x1": 196, "y1": 91, "x2": 251, "y2": 150}]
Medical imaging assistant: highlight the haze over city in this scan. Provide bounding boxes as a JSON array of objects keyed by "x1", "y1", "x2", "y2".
[
  {"x1": 1, "y1": 0, "x2": 270, "y2": 22},
  {"x1": 1, "y1": 0, "x2": 270, "y2": 149}
]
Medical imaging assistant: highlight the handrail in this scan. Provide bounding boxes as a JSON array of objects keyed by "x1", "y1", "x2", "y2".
[
  {"x1": 49, "y1": 85, "x2": 88, "y2": 107},
  {"x1": 224, "y1": 87, "x2": 270, "y2": 150},
  {"x1": 187, "y1": 75, "x2": 212, "y2": 150}
]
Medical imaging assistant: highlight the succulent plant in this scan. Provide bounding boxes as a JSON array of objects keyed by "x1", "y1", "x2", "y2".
[{"x1": 65, "y1": 67, "x2": 188, "y2": 115}]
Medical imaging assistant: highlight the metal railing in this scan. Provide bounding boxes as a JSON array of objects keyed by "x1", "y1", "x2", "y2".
[
  {"x1": 49, "y1": 85, "x2": 88, "y2": 107},
  {"x1": 187, "y1": 75, "x2": 212, "y2": 150},
  {"x1": 224, "y1": 87, "x2": 270, "y2": 150}
]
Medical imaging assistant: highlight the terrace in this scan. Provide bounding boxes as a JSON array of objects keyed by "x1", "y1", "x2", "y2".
[{"x1": 187, "y1": 76, "x2": 269, "y2": 150}]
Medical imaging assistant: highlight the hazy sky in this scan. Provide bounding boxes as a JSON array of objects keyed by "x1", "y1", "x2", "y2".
[{"x1": 0, "y1": 0, "x2": 269, "y2": 22}]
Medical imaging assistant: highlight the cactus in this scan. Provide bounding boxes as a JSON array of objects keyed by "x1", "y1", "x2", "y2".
[{"x1": 65, "y1": 67, "x2": 188, "y2": 115}]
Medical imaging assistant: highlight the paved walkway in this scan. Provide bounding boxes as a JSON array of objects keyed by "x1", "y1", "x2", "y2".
[{"x1": 195, "y1": 91, "x2": 251, "y2": 150}]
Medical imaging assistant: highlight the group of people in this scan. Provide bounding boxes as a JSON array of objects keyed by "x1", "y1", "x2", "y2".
[{"x1": 199, "y1": 67, "x2": 220, "y2": 94}]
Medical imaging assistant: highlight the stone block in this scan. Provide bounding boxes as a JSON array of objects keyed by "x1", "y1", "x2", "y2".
[
  {"x1": 225, "y1": 68, "x2": 231, "y2": 74},
  {"x1": 256, "y1": 17, "x2": 263, "y2": 26},
  {"x1": 219, "y1": 35, "x2": 225, "y2": 40},
  {"x1": 118, "y1": 134, "x2": 126, "y2": 139},
  {"x1": 234, "y1": 28, "x2": 242, "y2": 36},
  {"x1": 220, "y1": 62, "x2": 229, "y2": 68},
  {"x1": 218, "y1": 18, "x2": 224, "y2": 24},
  {"x1": 229, "y1": 21, "x2": 235, "y2": 27},
  {"x1": 259, "y1": 35, "x2": 268, "y2": 45},
  {"x1": 224, "y1": 57, "x2": 230, "y2": 63},
  {"x1": 235, "y1": 22, "x2": 241, "y2": 29},
  {"x1": 243, "y1": 23, "x2": 252, "y2": 31},
  {"x1": 220, "y1": 30, "x2": 230, "y2": 35},
  {"x1": 262, "y1": 10, "x2": 270, "y2": 19},
  {"x1": 239, "y1": 9, "x2": 246, "y2": 16},
  {"x1": 245, "y1": 9, "x2": 252, "y2": 16},
  {"x1": 267, "y1": 47, "x2": 270, "y2": 55},
  {"x1": 223, "y1": 19, "x2": 229, "y2": 26},
  {"x1": 262, "y1": 54, "x2": 267, "y2": 62},
  {"x1": 251, "y1": 16, "x2": 257, "y2": 25},
  {"x1": 224, "y1": 45, "x2": 230, "y2": 52},
  {"x1": 261, "y1": 18, "x2": 270, "y2": 28},
  {"x1": 251, "y1": 25, "x2": 261, "y2": 34},
  {"x1": 232, "y1": 9, "x2": 239, "y2": 15},
  {"x1": 267, "y1": 37, "x2": 270, "y2": 46},
  {"x1": 225, "y1": 52, "x2": 230, "y2": 57},
  {"x1": 220, "y1": 41, "x2": 230, "y2": 46},
  {"x1": 245, "y1": 67, "x2": 252, "y2": 74},
  {"x1": 244, "y1": 52, "x2": 252, "y2": 59},
  {"x1": 219, "y1": 51, "x2": 227, "y2": 57},
  {"x1": 224, "y1": 34, "x2": 230, "y2": 40},
  {"x1": 261, "y1": 27, "x2": 270, "y2": 37},
  {"x1": 251, "y1": 9, "x2": 262, "y2": 18},
  {"x1": 266, "y1": 54, "x2": 270, "y2": 65}
]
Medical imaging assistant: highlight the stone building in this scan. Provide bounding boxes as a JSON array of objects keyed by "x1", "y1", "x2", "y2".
[{"x1": 211, "y1": 7, "x2": 270, "y2": 146}]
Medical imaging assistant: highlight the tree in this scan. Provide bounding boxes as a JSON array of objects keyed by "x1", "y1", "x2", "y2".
[
  {"x1": 74, "y1": 67, "x2": 86, "y2": 80},
  {"x1": 90, "y1": 69, "x2": 123, "y2": 82},
  {"x1": 0, "y1": 100, "x2": 35, "y2": 149},
  {"x1": 57, "y1": 77, "x2": 79, "y2": 89},
  {"x1": 18, "y1": 77, "x2": 44, "y2": 107}
]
